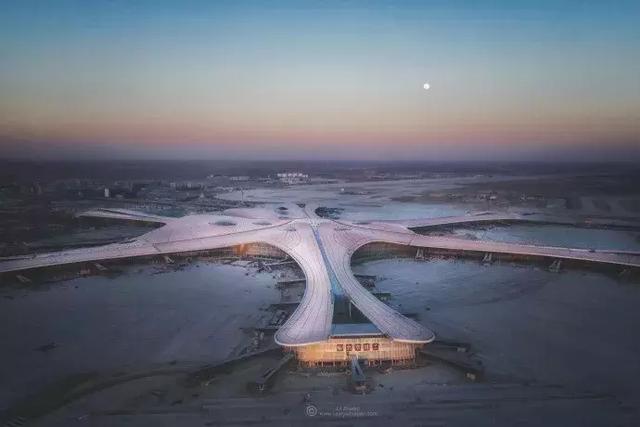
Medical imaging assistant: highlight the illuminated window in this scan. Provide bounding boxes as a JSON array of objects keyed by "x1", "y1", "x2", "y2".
[
  {"x1": 336, "y1": 344, "x2": 344, "y2": 351},
  {"x1": 363, "y1": 343, "x2": 370, "y2": 351},
  {"x1": 372, "y1": 343, "x2": 379, "y2": 351},
  {"x1": 346, "y1": 344, "x2": 353, "y2": 351},
  {"x1": 354, "y1": 344, "x2": 361, "y2": 351}
]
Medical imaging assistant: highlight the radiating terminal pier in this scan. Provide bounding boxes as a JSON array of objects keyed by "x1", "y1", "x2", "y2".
[{"x1": 2, "y1": 207, "x2": 639, "y2": 367}]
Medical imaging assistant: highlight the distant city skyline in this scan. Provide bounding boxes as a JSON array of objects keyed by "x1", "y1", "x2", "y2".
[{"x1": 1, "y1": 1, "x2": 639, "y2": 161}]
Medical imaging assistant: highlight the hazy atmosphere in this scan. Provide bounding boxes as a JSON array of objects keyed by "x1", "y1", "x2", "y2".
[{"x1": 1, "y1": 0, "x2": 639, "y2": 161}]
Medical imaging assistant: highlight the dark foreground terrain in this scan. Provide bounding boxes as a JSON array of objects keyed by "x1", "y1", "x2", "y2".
[{"x1": 1, "y1": 160, "x2": 640, "y2": 426}]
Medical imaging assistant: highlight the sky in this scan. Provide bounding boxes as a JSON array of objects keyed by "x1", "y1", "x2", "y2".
[{"x1": 1, "y1": 0, "x2": 639, "y2": 161}]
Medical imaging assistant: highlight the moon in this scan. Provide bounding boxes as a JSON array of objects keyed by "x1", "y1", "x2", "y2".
[{"x1": 423, "y1": 82, "x2": 430, "y2": 90}]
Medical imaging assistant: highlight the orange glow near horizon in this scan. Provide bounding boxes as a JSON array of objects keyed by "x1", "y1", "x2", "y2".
[{"x1": 1, "y1": 2, "x2": 639, "y2": 160}]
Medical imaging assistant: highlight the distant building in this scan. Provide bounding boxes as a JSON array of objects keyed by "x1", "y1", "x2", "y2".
[
  {"x1": 171, "y1": 181, "x2": 204, "y2": 190},
  {"x1": 277, "y1": 172, "x2": 309, "y2": 185},
  {"x1": 104, "y1": 188, "x2": 110, "y2": 198}
]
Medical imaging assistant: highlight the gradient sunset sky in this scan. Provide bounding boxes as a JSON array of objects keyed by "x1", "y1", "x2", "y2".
[{"x1": 1, "y1": 1, "x2": 639, "y2": 161}]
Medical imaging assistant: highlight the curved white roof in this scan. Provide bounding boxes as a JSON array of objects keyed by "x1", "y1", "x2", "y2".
[{"x1": 2, "y1": 208, "x2": 640, "y2": 347}]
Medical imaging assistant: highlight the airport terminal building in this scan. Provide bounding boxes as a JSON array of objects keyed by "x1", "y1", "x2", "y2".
[{"x1": 3, "y1": 206, "x2": 636, "y2": 369}]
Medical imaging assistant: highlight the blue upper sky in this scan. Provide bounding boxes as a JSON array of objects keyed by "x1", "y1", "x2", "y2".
[{"x1": 1, "y1": 1, "x2": 639, "y2": 161}]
